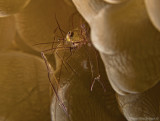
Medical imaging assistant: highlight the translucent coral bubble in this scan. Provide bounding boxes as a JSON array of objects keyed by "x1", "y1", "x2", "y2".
[
  {"x1": 0, "y1": 51, "x2": 51, "y2": 121},
  {"x1": 91, "y1": 0, "x2": 160, "y2": 94},
  {"x1": 0, "y1": 0, "x2": 31, "y2": 17},
  {"x1": 145, "y1": 0, "x2": 160, "y2": 32},
  {"x1": 0, "y1": 16, "x2": 16, "y2": 51},
  {"x1": 103, "y1": 0, "x2": 128, "y2": 4},
  {"x1": 116, "y1": 84, "x2": 160, "y2": 121},
  {"x1": 15, "y1": 0, "x2": 77, "y2": 52}
]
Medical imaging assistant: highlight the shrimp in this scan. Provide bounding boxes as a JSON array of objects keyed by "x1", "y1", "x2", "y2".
[{"x1": 36, "y1": 14, "x2": 106, "y2": 118}]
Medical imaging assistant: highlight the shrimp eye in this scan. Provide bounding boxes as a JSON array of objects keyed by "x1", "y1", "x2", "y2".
[
  {"x1": 68, "y1": 31, "x2": 74, "y2": 37},
  {"x1": 68, "y1": 31, "x2": 71, "y2": 35}
]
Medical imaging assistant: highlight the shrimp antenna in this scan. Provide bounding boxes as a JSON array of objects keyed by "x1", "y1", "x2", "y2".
[
  {"x1": 54, "y1": 14, "x2": 65, "y2": 44},
  {"x1": 32, "y1": 42, "x2": 59, "y2": 46}
]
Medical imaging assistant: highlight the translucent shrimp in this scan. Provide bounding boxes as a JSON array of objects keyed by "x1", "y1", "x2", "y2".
[{"x1": 36, "y1": 14, "x2": 106, "y2": 119}]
